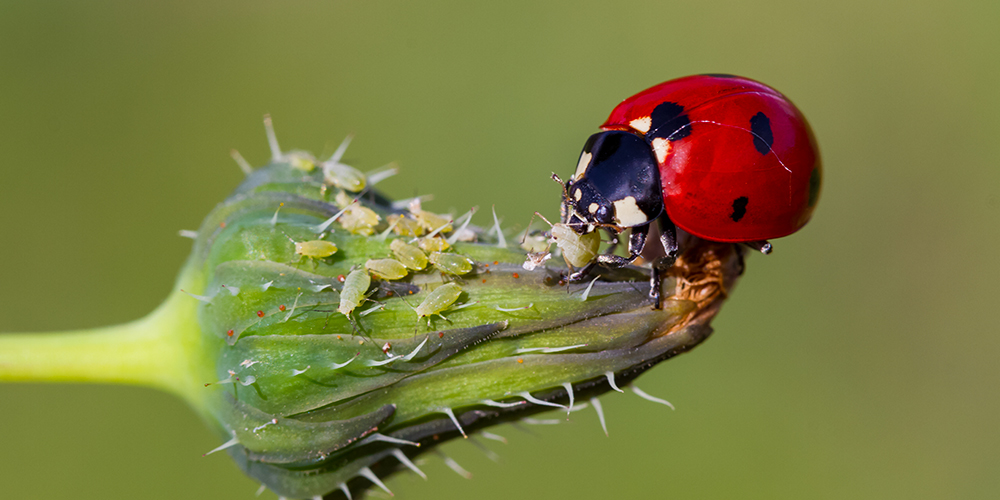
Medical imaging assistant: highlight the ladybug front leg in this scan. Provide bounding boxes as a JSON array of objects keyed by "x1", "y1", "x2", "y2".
[
  {"x1": 593, "y1": 222, "x2": 650, "y2": 268},
  {"x1": 648, "y1": 215, "x2": 680, "y2": 309}
]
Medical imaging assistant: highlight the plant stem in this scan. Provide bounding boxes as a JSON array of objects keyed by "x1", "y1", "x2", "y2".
[{"x1": 0, "y1": 288, "x2": 210, "y2": 407}]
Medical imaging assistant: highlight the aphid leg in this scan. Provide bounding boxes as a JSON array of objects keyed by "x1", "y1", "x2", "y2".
[
  {"x1": 743, "y1": 240, "x2": 773, "y2": 254},
  {"x1": 649, "y1": 216, "x2": 680, "y2": 309}
]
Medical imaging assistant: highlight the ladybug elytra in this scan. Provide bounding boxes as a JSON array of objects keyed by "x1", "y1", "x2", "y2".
[{"x1": 557, "y1": 74, "x2": 821, "y2": 307}]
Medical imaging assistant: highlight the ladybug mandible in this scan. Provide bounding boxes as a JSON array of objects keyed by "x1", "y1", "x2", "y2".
[{"x1": 557, "y1": 74, "x2": 821, "y2": 307}]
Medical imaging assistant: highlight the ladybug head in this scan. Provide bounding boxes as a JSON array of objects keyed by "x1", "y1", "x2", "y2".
[{"x1": 558, "y1": 131, "x2": 663, "y2": 234}]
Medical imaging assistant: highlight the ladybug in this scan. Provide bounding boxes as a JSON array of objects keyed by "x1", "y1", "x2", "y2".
[{"x1": 557, "y1": 74, "x2": 821, "y2": 307}]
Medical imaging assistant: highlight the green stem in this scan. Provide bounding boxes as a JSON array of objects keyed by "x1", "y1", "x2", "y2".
[{"x1": 0, "y1": 288, "x2": 210, "y2": 408}]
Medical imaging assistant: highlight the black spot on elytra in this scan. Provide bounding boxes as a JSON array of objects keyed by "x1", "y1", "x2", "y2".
[
  {"x1": 649, "y1": 101, "x2": 691, "y2": 141},
  {"x1": 750, "y1": 112, "x2": 773, "y2": 154},
  {"x1": 730, "y1": 196, "x2": 748, "y2": 222},
  {"x1": 701, "y1": 73, "x2": 739, "y2": 79}
]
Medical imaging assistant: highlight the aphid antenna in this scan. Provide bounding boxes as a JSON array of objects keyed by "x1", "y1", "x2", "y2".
[
  {"x1": 230, "y1": 149, "x2": 254, "y2": 175},
  {"x1": 262, "y1": 114, "x2": 282, "y2": 162}
]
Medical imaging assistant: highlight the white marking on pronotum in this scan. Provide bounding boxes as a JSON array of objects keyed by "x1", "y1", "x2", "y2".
[
  {"x1": 392, "y1": 448, "x2": 427, "y2": 480},
  {"x1": 446, "y1": 208, "x2": 477, "y2": 245},
  {"x1": 612, "y1": 196, "x2": 648, "y2": 227},
  {"x1": 514, "y1": 344, "x2": 587, "y2": 354},
  {"x1": 180, "y1": 289, "x2": 214, "y2": 303},
  {"x1": 469, "y1": 436, "x2": 501, "y2": 462},
  {"x1": 521, "y1": 418, "x2": 561, "y2": 425},
  {"x1": 367, "y1": 163, "x2": 399, "y2": 186},
  {"x1": 562, "y1": 382, "x2": 575, "y2": 415},
  {"x1": 231, "y1": 149, "x2": 253, "y2": 175},
  {"x1": 520, "y1": 392, "x2": 567, "y2": 409},
  {"x1": 178, "y1": 229, "x2": 198, "y2": 239},
  {"x1": 574, "y1": 151, "x2": 593, "y2": 180},
  {"x1": 312, "y1": 201, "x2": 357, "y2": 233},
  {"x1": 338, "y1": 482, "x2": 353, "y2": 500},
  {"x1": 480, "y1": 399, "x2": 523, "y2": 408},
  {"x1": 440, "y1": 407, "x2": 467, "y2": 438},
  {"x1": 262, "y1": 114, "x2": 282, "y2": 161},
  {"x1": 630, "y1": 384, "x2": 675, "y2": 410},
  {"x1": 202, "y1": 433, "x2": 239, "y2": 456},
  {"x1": 580, "y1": 276, "x2": 601, "y2": 301},
  {"x1": 436, "y1": 451, "x2": 473, "y2": 479},
  {"x1": 359, "y1": 433, "x2": 420, "y2": 448},
  {"x1": 357, "y1": 467, "x2": 393, "y2": 496},
  {"x1": 331, "y1": 354, "x2": 357, "y2": 370},
  {"x1": 492, "y1": 205, "x2": 507, "y2": 248},
  {"x1": 605, "y1": 371, "x2": 624, "y2": 393},
  {"x1": 291, "y1": 366, "x2": 310, "y2": 376},
  {"x1": 494, "y1": 303, "x2": 533, "y2": 312},
  {"x1": 651, "y1": 137, "x2": 672, "y2": 164},
  {"x1": 252, "y1": 418, "x2": 278, "y2": 432},
  {"x1": 629, "y1": 116, "x2": 652, "y2": 134},
  {"x1": 479, "y1": 431, "x2": 508, "y2": 444},
  {"x1": 261, "y1": 280, "x2": 274, "y2": 291},
  {"x1": 590, "y1": 397, "x2": 608, "y2": 436},
  {"x1": 282, "y1": 292, "x2": 302, "y2": 323}
]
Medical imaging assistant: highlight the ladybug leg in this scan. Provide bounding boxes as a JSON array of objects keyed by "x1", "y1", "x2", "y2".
[
  {"x1": 648, "y1": 216, "x2": 680, "y2": 309},
  {"x1": 593, "y1": 223, "x2": 650, "y2": 268},
  {"x1": 567, "y1": 260, "x2": 597, "y2": 282},
  {"x1": 742, "y1": 240, "x2": 773, "y2": 254}
]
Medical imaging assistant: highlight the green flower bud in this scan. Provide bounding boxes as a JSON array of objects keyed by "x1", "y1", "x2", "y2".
[{"x1": 0, "y1": 121, "x2": 744, "y2": 500}]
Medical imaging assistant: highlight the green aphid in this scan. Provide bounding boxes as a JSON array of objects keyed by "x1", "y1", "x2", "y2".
[
  {"x1": 551, "y1": 223, "x2": 600, "y2": 268},
  {"x1": 415, "y1": 282, "x2": 463, "y2": 323},
  {"x1": 364, "y1": 258, "x2": 408, "y2": 280},
  {"x1": 390, "y1": 239, "x2": 428, "y2": 271},
  {"x1": 338, "y1": 269, "x2": 371, "y2": 316},
  {"x1": 429, "y1": 252, "x2": 475, "y2": 275},
  {"x1": 294, "y1": 240, "x2": 338, "y2": 259}
]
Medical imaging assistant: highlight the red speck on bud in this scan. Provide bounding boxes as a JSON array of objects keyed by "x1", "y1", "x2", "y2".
[
  {"x1": 220, "y1": 222, "x2": 227, "y2": 228},
  {"x1": 438, "y1": 332, "x2": 445, "y2": 338},
  {"x1": 512, "y1": 273, "x2": 520, "y2": 279},
  {"x1": 257, "y1": 310, "x2": 265, "y2": 317},
  {"x1": 227, "y1": 329, "x2": 234, "y2": 337},
  {"x1": 493, "y1": 261, "x2": 498, "y2": 265},
  {"x1": 337, "y1": 275, "x2": 346, "y2": 282},
  {"x1": 279, "y1": 305, "x2": 286, "y2": 311}
]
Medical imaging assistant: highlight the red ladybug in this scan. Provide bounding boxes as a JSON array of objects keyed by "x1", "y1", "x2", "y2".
[{"x1": 557, "y1": 74, "x2": 821, "y2": 306}]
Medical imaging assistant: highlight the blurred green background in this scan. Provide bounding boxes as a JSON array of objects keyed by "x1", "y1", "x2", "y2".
[{"x1": 1, "y1": 1, "x2": 998, "y2": 498}]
